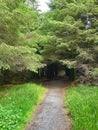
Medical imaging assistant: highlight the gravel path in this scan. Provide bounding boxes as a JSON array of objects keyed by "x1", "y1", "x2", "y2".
[{"x1": 26, "y1": 80, "x2": 71, "y2": 130}]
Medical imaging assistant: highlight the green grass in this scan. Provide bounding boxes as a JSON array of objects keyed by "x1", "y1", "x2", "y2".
[
  {"x1": 0, "y1": 83, "x2": 46, "y2": 130},
  {"x1": 65, "y1": 85, "x2": 98, "y2": 130}
]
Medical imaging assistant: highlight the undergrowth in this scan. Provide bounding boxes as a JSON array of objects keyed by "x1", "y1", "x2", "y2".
[
  {"x1": 65, "y1": 85, "x2": 98, "y2": 130},
  {"x1": 0, "y1": 83, "x2": 46, "y2": 130}
]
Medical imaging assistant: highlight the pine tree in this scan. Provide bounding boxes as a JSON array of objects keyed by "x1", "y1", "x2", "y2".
[{"x1": 40, "y1": 0, "x2": 98, "y2": 85}]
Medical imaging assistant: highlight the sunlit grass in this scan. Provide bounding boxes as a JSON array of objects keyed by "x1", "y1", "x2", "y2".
[
  {"x1": 65, "y1": 85, "x2": 98, "y2": 130},
  {"x1": 0, "y1": 83, "x2": 46, "y2": 130}
]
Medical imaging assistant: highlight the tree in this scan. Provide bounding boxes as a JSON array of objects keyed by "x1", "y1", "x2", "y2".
[
  {"x1": 40, "y1": 0, "x2": 98, "y2": 85},
  {"x1": 0, "y1": 0, "x2": 98, "y2": 85},
  {"x1": 0, "y1": 0, "x2": 44, "y2": 74}
]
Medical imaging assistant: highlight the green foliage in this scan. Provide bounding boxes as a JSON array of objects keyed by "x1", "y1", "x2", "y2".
[
  {"x1": 40, "y1": 0, "x2": 98, "y2": 76},
  {"x1": 60, "y1": 60, "x2": 76, "y2": 68},
  {"x1": 0, "y1": 0, "x2": 44, "y2": 72},
  {"x1": 0, "y1": 43, "x2": 43, "y2": 72},
  {"x1": 91, "y1": 68, "x2": 98, "y2": 76},
  {"x1": 0, "y1": 0, "x2": 98, "y2": 84},
  {"x1": 65, "y1": 85, "x2": 98, "y2": 130},
  {"x1": 0, "y1": 83, "x2": 46, "y2": 130}
]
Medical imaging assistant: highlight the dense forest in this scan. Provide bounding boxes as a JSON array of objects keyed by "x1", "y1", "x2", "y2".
[
  {"x1": 0, "y1": 1, "x2": 98, "y2": 130},
  {"x1": 0, "y1": 0, "x2": 98, "y2": 85}
]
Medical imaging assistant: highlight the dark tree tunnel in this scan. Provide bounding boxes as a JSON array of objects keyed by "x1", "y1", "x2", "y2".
[
  {"x1": 0, "y1": 62, "x2": 77, "y2": 85},
  {"x1": 38, "y1": 62, "x2": 76, "y2": 81}
]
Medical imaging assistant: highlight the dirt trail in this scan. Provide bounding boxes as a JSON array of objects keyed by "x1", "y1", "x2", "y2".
[{"x1": 26, "y1": 80, "x2": 71, "y2": 130}]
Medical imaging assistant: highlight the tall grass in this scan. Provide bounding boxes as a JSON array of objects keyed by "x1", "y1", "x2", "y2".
[
  {"x1": 65, "y1": 85, "x2": 98, "y2": 130},
  {"x1": 0, "y1": 83, "x2": 46, "y2": 130}
]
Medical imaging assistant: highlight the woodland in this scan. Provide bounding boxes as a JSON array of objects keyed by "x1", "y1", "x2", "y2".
[
  {"x1": 0, "y1": 1, "x2": 98, "y2": 130},
  {"x1": 0, "y1": 0, "x2": 98, "y2": 85}
]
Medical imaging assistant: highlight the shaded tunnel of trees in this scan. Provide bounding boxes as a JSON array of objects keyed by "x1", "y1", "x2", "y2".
[
  {"x1": 0, "y1": 62, "x2": 76, "y2": 85},
  {"x1": 0, "y1": 0, "x2": 98, "y2": 86},
  {"x1": 38, "y1": 63, "x2": 76, "y2": 81}
]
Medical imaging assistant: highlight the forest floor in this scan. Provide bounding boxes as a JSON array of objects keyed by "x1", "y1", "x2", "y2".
[{"x1": 26, "y1": 80, "x2": 71, "y2": 130}]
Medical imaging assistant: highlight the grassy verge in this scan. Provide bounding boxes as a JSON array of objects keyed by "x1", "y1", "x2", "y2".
[
  {"x1": 65, "y1": 85, "x2": 98, "y2": 130},
  {"x1": 0, "y1": 83, "x2": 46, "y2": 130}
]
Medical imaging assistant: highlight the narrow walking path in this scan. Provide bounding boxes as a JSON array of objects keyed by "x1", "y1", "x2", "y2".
[{"x1": 26, "y1": 80, "x2": 71, "y2": 130}]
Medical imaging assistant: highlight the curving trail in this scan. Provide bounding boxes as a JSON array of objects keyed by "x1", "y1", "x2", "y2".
[{"x1": 26, "y1": 80, "x2": 71, "y2": 130}]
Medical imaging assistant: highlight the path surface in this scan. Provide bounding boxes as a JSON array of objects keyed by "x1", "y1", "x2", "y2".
[{"x1": 26, "y1": 80, "x2": 71, "y2": 130}]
